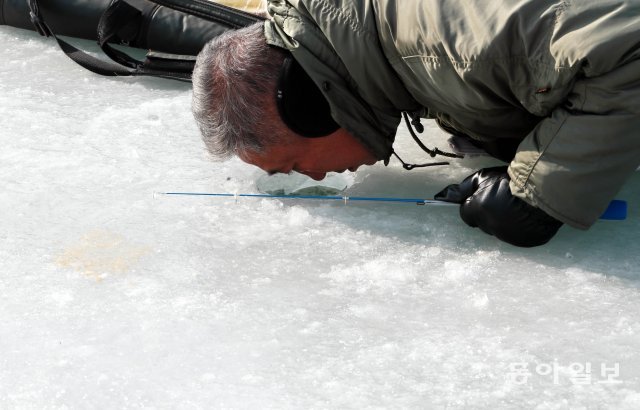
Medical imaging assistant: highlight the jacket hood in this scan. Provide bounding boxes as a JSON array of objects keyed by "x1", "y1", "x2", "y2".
[{"x1": 264, "y1": 0, "x2": 419, "y2": 160}]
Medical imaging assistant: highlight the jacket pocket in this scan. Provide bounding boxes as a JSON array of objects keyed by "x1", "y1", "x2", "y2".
[{"x1": 516, "y1": 67, "x2": 578, "y2": 117}]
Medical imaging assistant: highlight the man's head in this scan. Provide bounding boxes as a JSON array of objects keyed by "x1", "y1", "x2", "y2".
[{"x1": 191, "y1": 23, "x2": 377, "y2": 180}]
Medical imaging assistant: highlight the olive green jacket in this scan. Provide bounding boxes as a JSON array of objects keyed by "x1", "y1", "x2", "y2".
[{"x1": 264, "y1": 0, "x2": 640, "y2": 229}]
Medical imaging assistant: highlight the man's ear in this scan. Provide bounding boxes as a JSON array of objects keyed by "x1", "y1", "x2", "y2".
[{"x1": 276, "y1": 56, "x2": 339, "y2": 138}]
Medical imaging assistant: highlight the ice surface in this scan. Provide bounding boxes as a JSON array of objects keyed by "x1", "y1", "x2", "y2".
[{"x1": 1, "y1": 27, "x2": 640, "y2": 409}]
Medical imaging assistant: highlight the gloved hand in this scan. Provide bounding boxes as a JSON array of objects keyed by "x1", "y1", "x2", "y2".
[{"x1": 435, "y1": 167, "x2": 563, "y2": 247}]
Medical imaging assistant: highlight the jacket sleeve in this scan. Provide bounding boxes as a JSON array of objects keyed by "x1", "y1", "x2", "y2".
[{"x1": 508, "y1": 59, "x2": 640, "y2": 229}]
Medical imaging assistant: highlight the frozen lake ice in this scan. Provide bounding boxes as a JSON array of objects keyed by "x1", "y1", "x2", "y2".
[{"x1": 1, "y1": 27, "x2": 639, "y2": 409}]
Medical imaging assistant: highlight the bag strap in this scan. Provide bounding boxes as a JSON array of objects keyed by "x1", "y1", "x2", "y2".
[
  {"x1": 146, "y1": 0, "x2": 262, "y2": 28},
  {"x1": 95, "y1": 0, "x2": 195, "y2": 80},
  {"x1": 27, "y1": 0, "x2": 139, "y2": 77},
  {"x1": 26, "y1": 0, "x2": 263, "y2": 81}
]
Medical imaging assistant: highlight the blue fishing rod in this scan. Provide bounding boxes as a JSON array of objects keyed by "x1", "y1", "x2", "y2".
[{"x1": 155, "y1": 192, "x2": 628, "y2": 221}]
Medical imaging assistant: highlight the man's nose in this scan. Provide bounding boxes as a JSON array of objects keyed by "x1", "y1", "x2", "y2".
[{"x1": 301, "y1": 171, "x2": 326, "y2": 181}]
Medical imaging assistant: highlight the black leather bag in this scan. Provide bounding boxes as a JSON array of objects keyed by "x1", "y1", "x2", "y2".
[{"x1": 0, "y1": 0, "x2": 262, "y2": 80}]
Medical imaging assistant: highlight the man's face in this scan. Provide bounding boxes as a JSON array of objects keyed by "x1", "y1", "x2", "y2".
[{"x1": 238, "y1": 128, "x2": 378, "y2": 181}]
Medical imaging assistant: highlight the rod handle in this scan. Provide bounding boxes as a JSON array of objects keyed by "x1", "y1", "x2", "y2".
[{"x1": 601, "y1": 200, "x2": 627, "y2": 220}]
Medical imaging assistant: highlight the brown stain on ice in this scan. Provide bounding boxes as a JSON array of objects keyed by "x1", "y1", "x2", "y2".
[{"x1": 55, "y1": 230, "x2": 151, "y2": 281}]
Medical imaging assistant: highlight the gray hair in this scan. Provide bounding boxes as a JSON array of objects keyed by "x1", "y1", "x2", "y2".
[{"x1": 191, "y1": 22, "x2": 288, "y2": 159}]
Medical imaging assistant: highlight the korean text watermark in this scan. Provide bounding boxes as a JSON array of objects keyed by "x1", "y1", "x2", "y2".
[{"x1": 507, "y1": 361, "x2": 623, "y2": 385}]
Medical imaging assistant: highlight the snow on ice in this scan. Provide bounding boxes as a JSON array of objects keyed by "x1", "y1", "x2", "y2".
[{"x1": 1, "y1": 27, "x2": 640, "y2": 409}]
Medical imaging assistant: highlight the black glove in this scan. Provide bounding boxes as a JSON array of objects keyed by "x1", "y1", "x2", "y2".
[{"x1": 435, "y1": 167, "x2": 563, "y2": 247}]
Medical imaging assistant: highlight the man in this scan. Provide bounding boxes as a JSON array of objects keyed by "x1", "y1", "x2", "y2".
[{"x1": 191, "y1": 0, "x2": 640, "y2": 247}]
